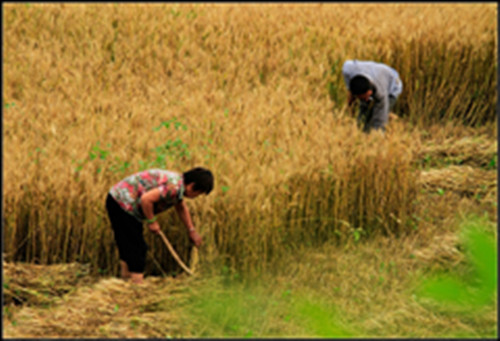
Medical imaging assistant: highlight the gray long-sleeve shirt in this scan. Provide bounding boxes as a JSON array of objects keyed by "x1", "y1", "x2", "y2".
[{"x1": 342, "y1": 60, "x2": 403, "y2": 130}]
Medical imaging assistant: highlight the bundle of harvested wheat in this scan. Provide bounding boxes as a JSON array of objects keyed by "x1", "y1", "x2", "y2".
[
  {"x1": 419, "y1": 165, "x2": 496, "y2": 197},
  {"x1": 413, "y1": 233, "x2": 465, "y2": 269},
  {"x1": 419, "y1": 136, "x2": 497, "y2": 168},
  {"x1": 3, "y1": 260, "x2": 95, "y2": 306},
  {"x1": 3, "y1": 275, "x2": 194, "y2": 338}
]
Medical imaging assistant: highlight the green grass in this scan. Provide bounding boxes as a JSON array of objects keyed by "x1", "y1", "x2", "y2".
[
  {"x1": 416, "y1": 214, "x2": 497, "y2": 314},
  {"x1": 183, "y1": 279, "x2": 355, "y2": 338},
  {"x1": 181, "y1": 214, "x2": 497, "y2": 338}
]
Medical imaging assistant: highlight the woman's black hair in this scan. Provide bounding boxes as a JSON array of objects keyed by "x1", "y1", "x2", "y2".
[{"x1": 183, "y1": 167, "x2": 214, "y2": 194}]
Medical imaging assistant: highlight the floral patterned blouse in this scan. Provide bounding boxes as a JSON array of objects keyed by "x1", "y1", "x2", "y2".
[{"x1": 109, "y1": 169, "x2": 185, "y2": 222}]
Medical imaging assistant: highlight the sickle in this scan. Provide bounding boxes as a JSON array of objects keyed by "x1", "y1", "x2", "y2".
[{"x1": 157, "y1": 230, "x2": 194, "y2": 276}]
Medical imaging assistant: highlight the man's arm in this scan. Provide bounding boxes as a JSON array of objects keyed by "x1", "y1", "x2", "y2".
[
  {"x1": 347, "y1": 91, "x2": 355, "y2": 106},
  {"x1": 175, "y1": 201, "x2": 202, "y2": 247},
  {"x1": 368, "y1": 95, "x2": 390, "y2": 131}
]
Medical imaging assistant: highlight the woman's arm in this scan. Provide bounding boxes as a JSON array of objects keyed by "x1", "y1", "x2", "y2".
[
  {"x1": 140, "y1": 188, "x2": 161, "y2": 234},
  {"x1": 175, "y1": 201, "x2": 202, "y2": 247}
]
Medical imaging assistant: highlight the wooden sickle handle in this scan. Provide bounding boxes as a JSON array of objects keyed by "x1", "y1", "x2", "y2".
[{"x1": 158, "y1": 230, "x2": 194, "y2": 276}]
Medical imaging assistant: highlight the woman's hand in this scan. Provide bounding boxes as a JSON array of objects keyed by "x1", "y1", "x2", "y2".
[
  {"x1": 148, "y1": 221, "x2": 161, "y2": 234},
  {"x1": 175, "y1": 201, "x2": 202, "y2": 247},
  {"x1": 189, "y1": 229, "x2": 202, "y2": 247}
]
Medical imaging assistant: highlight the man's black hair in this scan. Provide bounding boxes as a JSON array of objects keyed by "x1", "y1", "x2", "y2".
[
  {"x1": 349, "y1": 75, "x2": 372, "y2": 95},
  {"x1": 183, "y1": 167, "x2": 214, "y2": 195}
]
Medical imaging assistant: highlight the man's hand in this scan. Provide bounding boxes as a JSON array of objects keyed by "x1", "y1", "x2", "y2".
[
  {"x1": 189, "y1": 229, "x2": 202, "y2": 248},
  {"x1": 148, "y1": 221, "x2": 161, "y2": 234},
  {"x1": 347, "y1": 91, "x2": 355, "y2": 106}
]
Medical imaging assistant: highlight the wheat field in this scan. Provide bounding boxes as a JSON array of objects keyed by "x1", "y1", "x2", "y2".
[
  {"x1": 3, "y1": 3, "x2": 497, "y2": 277},
  {"x1": 2, "y1": 3, "x2": 497, "y2": 338}
]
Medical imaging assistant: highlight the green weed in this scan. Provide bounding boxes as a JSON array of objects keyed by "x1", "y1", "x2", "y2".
[{"x1": 416, "y1": 214, "x2": 497, "y2": 312}]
